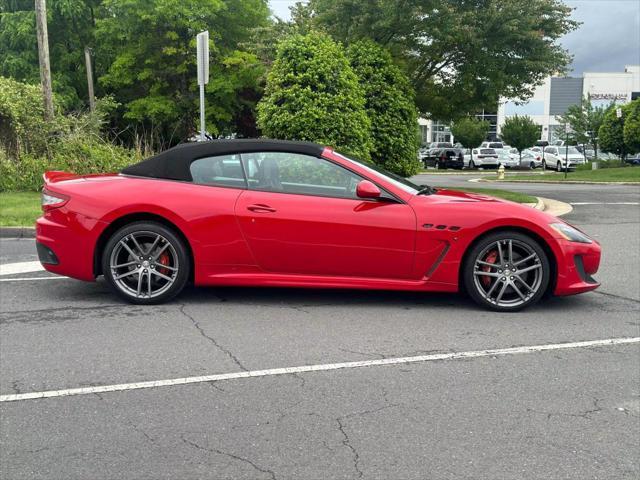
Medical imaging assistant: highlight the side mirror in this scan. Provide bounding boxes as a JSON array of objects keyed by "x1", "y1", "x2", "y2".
[{"x1": 356, "y1": 180, "x2": 381, "y2": 199}]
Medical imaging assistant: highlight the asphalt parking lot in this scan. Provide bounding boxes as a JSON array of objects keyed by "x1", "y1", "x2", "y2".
[{"x1": 1, "y1": 177, "x2": 639, "y2": 479}]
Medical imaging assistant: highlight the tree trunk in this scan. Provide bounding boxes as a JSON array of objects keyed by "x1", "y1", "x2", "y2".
[{"x1": 35, "y1": 0, "x2": 54, "y2": 121}]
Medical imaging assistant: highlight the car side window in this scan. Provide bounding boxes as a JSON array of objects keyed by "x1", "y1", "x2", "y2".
[
  {"x1": 544, "y1": 147, "x2": 555, "y2": 154},
  {"x1": 190, "y1": 154, "x2": 247, "y2": 188},
  {"x1": 241, "y1": 152, "x2": 363, "y2": 199}
]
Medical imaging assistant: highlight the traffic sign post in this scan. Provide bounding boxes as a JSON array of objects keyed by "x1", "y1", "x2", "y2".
[{"x1": 196, "y1": 31, "x2": 209, "y2": 142}]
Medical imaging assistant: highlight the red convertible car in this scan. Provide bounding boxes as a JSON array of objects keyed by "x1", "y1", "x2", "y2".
[{"x1": 36, "y1": 139, "x2": 601, "y2": 311}]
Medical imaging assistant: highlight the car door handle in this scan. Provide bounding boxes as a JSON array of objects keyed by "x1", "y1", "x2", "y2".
[{"x1": 247, "y1": 204, "x2": 276, "y2": 213}]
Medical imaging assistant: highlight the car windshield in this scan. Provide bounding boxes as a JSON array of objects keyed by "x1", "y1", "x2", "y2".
[
  {"x1": 558, "y1": 146, "x2": 582, "y2": 155},
  {"x1": 480, "y1": 149, "x2": 495, "y2": 155},
  {"x1": 333, "y1": 151, "x2": 423, "y2": 195},
  {"x1": 489, "y1": 143, "x2": 503, "y2": 149}
]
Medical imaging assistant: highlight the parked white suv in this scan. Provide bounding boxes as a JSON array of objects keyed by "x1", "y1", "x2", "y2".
[
  {"x1": 464, "y1": 148, "x2": 499, "y2": 168},
  {"x1": 543, "y1": 146, "x2": 586, "y2": 171},
  {"x1": 480, "y1": 141, "x2": 505, "y2": 150}
]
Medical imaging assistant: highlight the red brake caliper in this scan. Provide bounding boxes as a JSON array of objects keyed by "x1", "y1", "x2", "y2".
[
  {"x1": 481, "y1": 250, "x2": 498, "y2": 287},
  {"x1": 158, "y1": 252, "x2": 170, "y2": 276}
]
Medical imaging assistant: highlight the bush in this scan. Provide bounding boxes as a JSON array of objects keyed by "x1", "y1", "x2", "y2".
[
  {"x1": 0, "y1": 137, "x2": 137, "y2": 192},
  {"x1": 576, "y1": 159, "x2": 625, "y2": 171},
  {"x1": 346, "y1": 39, "x2": 420, "y2": 176},
  {"x1": 0, "y1": 76, "x2": 136, "y2": 191},
  {"x1": 257, "y1": 32, "x2": 372, "y2": 160},
  {"x1": 0, "y1": 76, "x2": 57, "y2": 159}
]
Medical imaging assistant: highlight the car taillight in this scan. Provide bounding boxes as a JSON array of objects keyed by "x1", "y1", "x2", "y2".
[{"x1": 41, "y1": 189, "x2": 69, "y2": 211}]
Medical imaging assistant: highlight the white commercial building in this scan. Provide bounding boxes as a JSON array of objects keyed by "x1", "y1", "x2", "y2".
[{"x1": 497, "y1": 65, "x2": 640, "y2": 143}]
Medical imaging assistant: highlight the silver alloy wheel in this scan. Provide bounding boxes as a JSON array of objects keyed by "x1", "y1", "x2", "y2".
[
  {"x1": 472, "y1": 239, "x2": 543, "y2": 308},
  {"x1": 109, "y1": 231, "x2": 179, "y2": 299}
]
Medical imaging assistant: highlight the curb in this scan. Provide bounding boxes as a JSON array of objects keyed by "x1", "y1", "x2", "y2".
[
  {"x1": 493, "y1": 179, "x2": 640, "y2": 185},
  {"x1": 538, "y1": 197, "x2": 573, "y2": 217},
  {"x1": 0, "y1": 227, "x2": 35, "y2": 239}
]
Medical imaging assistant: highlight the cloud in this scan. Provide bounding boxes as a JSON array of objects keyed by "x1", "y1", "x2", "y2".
[{"x1": 557, "y1": 0, "x2": 638, "y2": 74}]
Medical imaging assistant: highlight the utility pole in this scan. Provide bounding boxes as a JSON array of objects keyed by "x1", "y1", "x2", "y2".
[
  {"x1": 35, "y1": 0, "x2": 54, "y2": 120},
  {"x1": 84, "y1": 47, "x2": 95, "y2": 112}
]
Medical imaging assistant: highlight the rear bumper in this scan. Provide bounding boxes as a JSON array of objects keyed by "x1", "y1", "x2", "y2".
[
  {"x1": 553, "y1": 239, "x2": 601, "y2": 296},
  {"x1": 36, "y1": 208, "x2": 107, "y2": 281}
]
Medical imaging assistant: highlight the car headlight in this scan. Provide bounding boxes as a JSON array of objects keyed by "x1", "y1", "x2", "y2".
[{"x1": 549, "y1": 222, "x2": 592, "y2": 243}]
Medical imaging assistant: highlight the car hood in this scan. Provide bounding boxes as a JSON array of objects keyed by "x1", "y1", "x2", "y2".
[{"x1": 408, "y1": 188, "x2": 558, "y2": 227}]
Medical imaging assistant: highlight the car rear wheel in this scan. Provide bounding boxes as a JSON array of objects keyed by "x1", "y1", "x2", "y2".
[
  {"x1": 102, "y1": 221, "x2": 190, "y2": 304},
  {"x1": 463, "y1": 231, "x2": 550, "y2": 311},
  {"x1": 529, "y1": 161, "x2": 535, "y2": 169}
]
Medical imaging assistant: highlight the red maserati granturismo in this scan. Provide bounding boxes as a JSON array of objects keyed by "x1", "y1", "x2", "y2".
[{"x1": 36, "y1": 139, "x2": 601, "y2": 311}]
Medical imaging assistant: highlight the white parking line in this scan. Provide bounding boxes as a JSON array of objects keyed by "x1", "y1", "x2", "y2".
[
  {"x1": 0, "y1": 276, "x2": 67, "y2": 282},
  {"x1": 0, "y1": 261, "x2": 44, "y2": 276},
  {"x1": 1, "y1": 337, "x2": 637, "y2": 403},
  {"x1": 570, "y1": 202, "x2": 640, "y2": 205}
]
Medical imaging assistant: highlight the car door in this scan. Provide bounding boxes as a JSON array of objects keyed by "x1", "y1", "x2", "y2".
[
  {"x1": 545, "y1": 146, "x2": 558, "y2": 167},
  {"x1": 235, "y1": 152, "x2": 417, "y2": 279}
]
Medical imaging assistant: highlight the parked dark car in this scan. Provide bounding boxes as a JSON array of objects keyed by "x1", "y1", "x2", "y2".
[
  {"x1": 424, "y1": 148, "x2": 464, "y2": 169},
  {"x1": 624, "y1": 154, "x2": 640, "y2": 166}
]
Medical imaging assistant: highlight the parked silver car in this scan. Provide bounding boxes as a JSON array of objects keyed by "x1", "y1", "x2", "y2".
[
  {"x1": 497, "y1": 149, "x2": 519, "y2": 168},
  {"x1": 519, "y1": 149, "x2": 544, "y2": 169}
]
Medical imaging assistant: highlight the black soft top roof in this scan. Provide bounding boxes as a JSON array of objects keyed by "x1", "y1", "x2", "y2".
[{"x1": 120, "y1": 139, "x2": 325, "y2": 181}]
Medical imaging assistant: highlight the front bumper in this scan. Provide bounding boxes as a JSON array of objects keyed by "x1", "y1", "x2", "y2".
[{"x1": 553, "y1": 239, "x2": 601, "y2": 296}]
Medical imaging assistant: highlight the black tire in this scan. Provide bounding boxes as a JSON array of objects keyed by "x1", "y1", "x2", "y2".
[
  {"x1": 463, "y1": 231, "x2": 550, "y2": 312},
  {"x1": 529, "y1": 161, "x2": 535, "y2": 169},
  {"x1": 556, "y1": 161, "x2": 562, "y2": 172},
  {"x1": 102, "y1": 221, "x2": 190, "y2": 304}
]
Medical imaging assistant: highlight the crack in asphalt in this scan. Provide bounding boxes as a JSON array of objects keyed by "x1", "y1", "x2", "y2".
[
  {"x1": 93, "y1": 393, "x2": 157, "y2": 446},
  {"x1": 181, "y1": 435, "x2": 277, "y2": 480},
  {"x1": 527, "y1": 397, "x2": 604, "y2": 421},
  {"x1": 335, "y1": 401, "x2": 400, "y2": 479},
  {"x1": 338, "y1": 347, "x2": 387, "y2": 360},
  {"x1": 179, "y1": 304, "x2": 248, "y2": 372},
  {"x1": 593, "y1": 290, "x2": 640, "y2": 304}
]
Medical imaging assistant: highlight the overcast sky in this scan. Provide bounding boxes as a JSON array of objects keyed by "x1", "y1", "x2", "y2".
[{"x1": 268, "y1": 0, "x2": 640, "y2": 75}]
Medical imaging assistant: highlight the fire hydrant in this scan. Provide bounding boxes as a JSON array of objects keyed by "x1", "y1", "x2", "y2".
[{"x1": 497, "y1": 164, "x2": 505, "y2": 180}]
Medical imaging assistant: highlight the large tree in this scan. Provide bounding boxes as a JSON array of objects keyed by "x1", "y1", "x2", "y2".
[
  {"x1": 293, "y1": 0, "x2": 578, "y2": 120},
  {"x1": 257, "y1": 32, "x2": 372, "y2": 160},
  {"x1": 500, "y1": 115, "x2": 540, "y2": 162},
  {"x1": 623, "y1": 99, "x2": 640, "y2": 155},
  {"x1": 599, "y1": 106, "x2": 630, "y2": 159},
  {"x1": 557, "y1": 95, "x2": 610, "y2": 158},
  {"x1": 0, "y1": 0, "x2": 101, "y2": 108},
  {"x1": 96, "y1": 0, "x2": 269, "y2": 147},
  {"x1": 346, "y1": 39, "x2": 420, "y2": 176}
]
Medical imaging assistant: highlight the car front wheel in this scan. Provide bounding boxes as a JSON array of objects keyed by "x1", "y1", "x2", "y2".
[
  {"x1": 102, "y1": 221, "x2": 190, "y2": 304},
  {"x1": 463, "y1": 231, "x2": 550, "y2": 311}
]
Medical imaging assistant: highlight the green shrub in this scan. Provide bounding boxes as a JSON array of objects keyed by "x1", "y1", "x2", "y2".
[
  {"x1": 346, "y1": 39, "x2": 421, "y2": 176},
  {"x1": 0, "y1": 138, "x2": 137, "y2": 192},
  {"x1": 0, "y1": 76, "x2": 58, "y2": 159},
  {"x1": 576, "y1": 159, "x2": 625, "y2": 171},
  {"x1": 257, "y1": 32, "x2": 372, "y2": 160}
]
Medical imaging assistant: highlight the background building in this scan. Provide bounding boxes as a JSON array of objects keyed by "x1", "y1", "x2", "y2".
[{"x1": 498, "y1": 65, "x2": 640, "y2": 143}]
